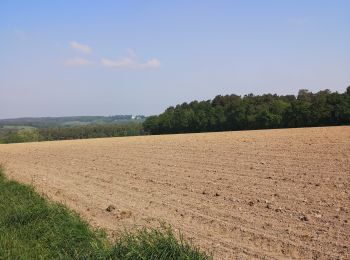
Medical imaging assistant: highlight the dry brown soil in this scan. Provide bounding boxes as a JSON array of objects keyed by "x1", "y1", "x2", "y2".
[{"x1": 1, "y1": 126, "x2": 349, "y2": 259}]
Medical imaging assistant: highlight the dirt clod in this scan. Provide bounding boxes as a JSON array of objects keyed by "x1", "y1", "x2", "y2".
[
  {"x1": 299, "y1": 214, "x2": 309, "y2": 221},
  {"x1": 106, "y1": 205, "x2": 116, "y2": 212}
]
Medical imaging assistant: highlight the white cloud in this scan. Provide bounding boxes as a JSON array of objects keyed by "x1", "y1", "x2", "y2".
[
  {"x1": 69, "y1": 41, "x2": 92, "y2": 54},
  {"x1": 64, "y1": 57, "x2": 93, "y2": 67},
  {"x1": 101, "y1": 49, "x2": 160, "y2": 69},
  {"x1": 144, "y1": 59, "x2": 161, "y2": 68}
]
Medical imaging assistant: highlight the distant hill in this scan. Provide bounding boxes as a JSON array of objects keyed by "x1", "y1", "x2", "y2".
[{"x1": 0, "y1": 115, "x2": 145, "y2": 128}]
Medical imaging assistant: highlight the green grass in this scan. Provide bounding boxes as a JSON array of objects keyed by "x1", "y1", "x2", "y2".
[{"x1": 0, "y1": 168, "x2": 210, "y2": 260}]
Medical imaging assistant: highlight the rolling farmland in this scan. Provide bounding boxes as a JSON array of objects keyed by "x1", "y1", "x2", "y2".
[{"x1": 0, "y1": 126, "x2": 349, "y2": 259}]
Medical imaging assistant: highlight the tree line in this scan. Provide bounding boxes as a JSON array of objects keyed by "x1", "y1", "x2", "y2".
[
  {"x1": 1, "y1": 87, "x2": 349, "y2": 143},
  {"x1": 143, "y1": 87, "x2": 350, "y2": 134}
]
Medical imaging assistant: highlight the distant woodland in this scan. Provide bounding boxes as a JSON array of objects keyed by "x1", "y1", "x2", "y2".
[
  {"x1": 0, "y1": 115, "x2": 145, "y2": 128},
  {"x1": 0, "y1": 123, "x2": 143, "y2": 143},
  {"x1": 0, "y1": 116, "x2": 144, "y2": 143},
  {"x1": 143, "y1": 87, "x2": 350, "y2": 134}
]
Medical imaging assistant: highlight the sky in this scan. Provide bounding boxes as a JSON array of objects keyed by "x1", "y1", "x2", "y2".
[{"x1": 0, "y1": 1, "x2": 349, "y2": 118}]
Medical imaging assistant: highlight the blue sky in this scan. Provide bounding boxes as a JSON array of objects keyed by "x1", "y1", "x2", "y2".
[{"x1": 0, "y1": 1, "x2": 349, "y2": 118}]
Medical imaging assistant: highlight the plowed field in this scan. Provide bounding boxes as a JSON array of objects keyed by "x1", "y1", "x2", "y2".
[{"x1": 1, "y1": 126, "x2": 349, "y2": 259}]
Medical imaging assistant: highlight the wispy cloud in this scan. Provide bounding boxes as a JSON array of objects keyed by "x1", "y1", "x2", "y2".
[
  {"x1": 69, "y1": 41, "x2": 92, "y2": 54},
  {"x1": 288, "y1": 17, "x2": 310, "y2": 27},
  {"x1": 13, "y1": 29, "x2": 27, "y2": 40},
  {"x1": 64, "y1": 57, "x2": 93, "y2": 67},
  {"x1": 101, "y1": 49, "x2": 160, "y2": 69}
]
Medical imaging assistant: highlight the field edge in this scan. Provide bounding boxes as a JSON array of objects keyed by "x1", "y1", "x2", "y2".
[{"x1": 0, "y1": 166, "x2": 211, "y2": 260}]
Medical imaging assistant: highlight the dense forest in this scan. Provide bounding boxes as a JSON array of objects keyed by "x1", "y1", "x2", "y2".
[
  {"x1": 143, "y1": 87, "x2": 350, "y2": 134},
  {"x1": 0, "y1": 123, "x2": 143, "y2": 143}
]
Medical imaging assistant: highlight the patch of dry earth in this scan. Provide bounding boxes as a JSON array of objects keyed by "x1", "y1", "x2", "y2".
[{"x1": 1, "y1": 126, "x2": 349, "y2": 259}]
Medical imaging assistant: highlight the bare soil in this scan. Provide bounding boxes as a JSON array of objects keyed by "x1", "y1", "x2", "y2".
[{"x1": 1, "y1": 126, "x2": 349, "y2": 259}]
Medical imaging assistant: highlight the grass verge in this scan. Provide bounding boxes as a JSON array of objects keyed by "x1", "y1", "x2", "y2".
[{"x1": 0, "y1": 168, "x2": 210, "y2": 259}]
